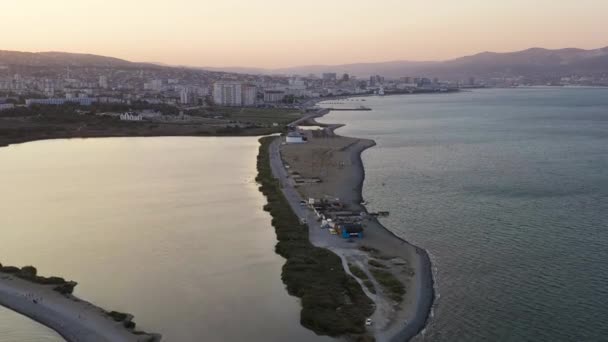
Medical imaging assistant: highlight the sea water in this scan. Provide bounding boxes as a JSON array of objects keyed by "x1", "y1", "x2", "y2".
[{"x1": 320, "y1": 88, "x2": 608, "y2": 341}]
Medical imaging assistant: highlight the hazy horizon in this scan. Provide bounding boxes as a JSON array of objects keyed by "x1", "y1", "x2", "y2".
[{"x1": 3, "y1": 0, "x2": 608, "y2": 68}]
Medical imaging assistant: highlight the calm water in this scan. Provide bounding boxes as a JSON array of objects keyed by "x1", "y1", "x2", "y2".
[
  {"x1": 0, "y1": 137, "x2": 330, "y2": 342},
  {"x1": 320, "y1": 88, "x2": 608, "y2": 341}
]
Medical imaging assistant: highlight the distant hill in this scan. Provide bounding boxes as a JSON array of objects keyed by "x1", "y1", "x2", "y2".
[
  {"x1": 419, "y1": 47, "x2": 608, "y2": 79},
  {"x1": 256, "y1": 46, "x2": 608, "y2": 79},
  {"x1": 0, "y1": 50, "x2": 148, "y2": 68},
  {"x1": 2, "y1": 46, "x2": 607, "y2": 79},
  {"x1": 199, "y1": 66, "x2": 269, "y2": 75}
]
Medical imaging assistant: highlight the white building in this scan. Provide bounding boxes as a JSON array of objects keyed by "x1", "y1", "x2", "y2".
[
  {"x1": 264, "y1": 90, "x2": 285, "y2": 103},
  {"x1": 144, "y1": 79, "x2": 163, "y2": 92},
  {"x1": 242, "y1": 84, "x2": 257, "y2": 106},
  {"x1": 0, "y1": 103, "x2": 15, "y2": 111},
  {"x1": 25, "y1": 97, "x2": 95, "y2": 106},
  {"x1": 286, "y1": 131, "x2": 306, "y2": 144},
  {"x1": 141, "y1": 111, "x2": 162, "y2": 119},
  {"x1": 120, "y1": 112, "x2": 143, "y2": 121},
  {"x1": 99, "y1": 76, "x2": 108, "y2": 89},
  {"x1": 180, "y1": 87, "x2": 197, "y2": 105},
  {"x1": 213, "y1": 81, "x2": 243, "y2": 106}
]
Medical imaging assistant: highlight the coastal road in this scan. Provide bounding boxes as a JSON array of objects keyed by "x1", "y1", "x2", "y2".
[
  {"x1": 268, "y1": 138, "x2": 355, "y2": 250},
  {"x1": 268, "y1": 139, "x2": 317, "y2": 231}
]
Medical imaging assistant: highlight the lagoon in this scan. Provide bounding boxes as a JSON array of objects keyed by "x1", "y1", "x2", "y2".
[{"x1": 0, "y1": 137, "x2": 328, "y2": 342}]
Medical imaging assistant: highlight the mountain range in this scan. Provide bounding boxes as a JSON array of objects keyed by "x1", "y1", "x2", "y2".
[
  {"x1": 2, "y1": 46, "x2": 608, "y2": 79},
  {"x1": 206, "y1": 46, "x2": 608, "y2": 79},
  {"x1": 0, "y1": 50, "x2": 148, "y2": 68}
]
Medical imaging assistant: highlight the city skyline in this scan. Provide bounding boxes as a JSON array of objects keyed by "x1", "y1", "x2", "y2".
[{"x1": 3, "y1": 0, "x2": 608, "y2": 68}]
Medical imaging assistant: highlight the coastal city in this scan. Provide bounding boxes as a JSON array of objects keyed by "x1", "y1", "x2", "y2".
[
  {"x1": 0, "y1": 67, "x2": 457, "y2": 114},
  {"x1": 1, "y1": 1, "x2": 608, "y2": 342},
  {"x1": 2, "y1": 60, "x2": 608, "y2": 118},
  {"x1": 1, "y1": 48, "x2": 608, "y2": 341}
]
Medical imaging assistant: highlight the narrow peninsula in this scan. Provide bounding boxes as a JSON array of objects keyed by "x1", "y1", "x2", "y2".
[
  {"x1": 0, "y1": 264, "x2": 160, "y2": 342},
  {"x1": 257, "y1": 106, "x2": 434, "y2": 341}
]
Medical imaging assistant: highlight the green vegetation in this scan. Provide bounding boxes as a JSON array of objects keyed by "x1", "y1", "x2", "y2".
[
  {"x1": 375, "y1": 254, "x2": 395, "y2": 260},
  {"x1": 0, "y1": 263, "x2": 158, "y2": 339},
  {"x1": 0, "y1": 264, "x2": 75, "y2": 294},
  {"x1": 0, "y1": 104, "x2": 290, "y2": 148},
  {"x1": 359, "y1": 245, "x2": 393, "y2": 260},
  {"x1": 0, "y1": 104, "x2": 125, "y2": 126},
  {"x1": 359, "y1": 245, "x2": 379, "y2": 254},
  {"x1": 0, "y1": 103, "x2": 299, "y2": 148},
  {"x1": 363, "y1": 280, "x2": 376, "y2": 294},
  {"x1": 354, "y1": 335, "x2": 377, "y2": 342},
  {"x1": 368, "y1": 259, "x2": 387, "y2": 269},
  {"x1": 347, "y1": 264, "x2": 377, "y2": 295},
  {"x1": 108, "y1": 311, "x2": 139, "y2": 329},
  {"x1": 188, "y1": 106, "x2": 302, "y2": 125},
  {"x1": 108, "y1": 311, "x2": 129, "y2": 322},
  {"x1": 369, "y1": 268, "x2": 405, "y2": 303},
  {"x1": 256, "y1": 136, "x2": 374, "y2": 337},
  {"x1": 349, "y1": 264, "x2": 369, "y2": 280}
]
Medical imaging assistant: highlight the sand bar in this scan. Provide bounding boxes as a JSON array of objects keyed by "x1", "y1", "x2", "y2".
[
  {"x1": 270, "y1": 108, "x2": 434, "y2": 341},
  {"x1": 0, "y1": 271, "x2": 160, "y2": 342}
]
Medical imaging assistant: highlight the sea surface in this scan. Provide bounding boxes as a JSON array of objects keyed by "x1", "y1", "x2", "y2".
[
  {"x1": 0, "y1": 137, "x2": 330, "y2": 342},
  {"x1": 320, "y1": 88, "x2": 608, "y2": 342}
]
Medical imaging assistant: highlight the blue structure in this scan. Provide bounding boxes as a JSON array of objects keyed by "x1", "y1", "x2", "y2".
[{"x1": 340, "y1": 223, "x2": 364, "y2": 239}]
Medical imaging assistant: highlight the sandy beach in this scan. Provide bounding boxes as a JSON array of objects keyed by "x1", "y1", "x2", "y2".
[
  {"x1": 0, "y1": 272, "x2": 160, "y2": 342},
  {"x1": 270, "y1": 111, "x2": 434, "y2": 341}
]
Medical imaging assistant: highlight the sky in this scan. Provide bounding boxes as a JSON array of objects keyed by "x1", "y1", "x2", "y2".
[{"x1": 2, "y1": 0, "x2": 608, "y2": 68}]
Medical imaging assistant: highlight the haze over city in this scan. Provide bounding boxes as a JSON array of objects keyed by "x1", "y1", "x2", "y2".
[{"x1": 3, "y1": 0, "x2": 608, "y2": 68}]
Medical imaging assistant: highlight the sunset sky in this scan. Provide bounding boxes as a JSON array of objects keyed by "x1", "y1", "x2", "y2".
[{"x1": 2, "y1": 0, "x2": 607, "y2": 68}]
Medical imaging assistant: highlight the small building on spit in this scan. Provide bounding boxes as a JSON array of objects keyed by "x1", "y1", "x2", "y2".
[
  {"x1": 286, "y1": 131, "x2": 306, "y2": 144},
  {"x1": 338, "y1": 223, "x2": 364, "y2": 239}
]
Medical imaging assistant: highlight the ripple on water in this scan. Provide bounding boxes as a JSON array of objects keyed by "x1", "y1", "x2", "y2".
[
  {"x1": 0, "y1": 307, "x2": 63, "y2": 342},
  {"x1": 320, "y1": 88, "x2": 608, "y2": 341}
]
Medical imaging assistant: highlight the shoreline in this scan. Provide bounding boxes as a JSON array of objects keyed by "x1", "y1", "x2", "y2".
[
  {"x1": 348, "y1": 135, "x2": 435, "y2": 342},
  {"x1": 281, "y1": 100, "x2": 435, "y2": 341},
  {"x1": 0, "y1": 268, "x2": 160, "y2": 342},
  {"x1": 0, "y1": 130, "x2": 280, "y2": 149},
  {"x1": 257, "y1": 137, "x2": 376, "y2": 339}
]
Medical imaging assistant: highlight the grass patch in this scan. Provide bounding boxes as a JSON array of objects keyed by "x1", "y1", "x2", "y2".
[
  {"x1": 358, "y1": 245, "x2": 379, "y2": 254},
  {"x1": 189, "y1": 106, "x2": 302, "y2": 125},
  {"x1": 0, "y1": 264, "x2": 76, "y2": 294},
  {"x1": 349, "y1": 264, "x2": 369, "y2": 280},
  {"x1": 359, "y1": 245, "x2": 394, "y2": 260},
  {"x1": 363, "y1": 280, "x2": 376, "y2": 294},
  {"x1": 256, "y1": 136, "x2": 374, "y2": 337},
  {"x1": 109, "y1": 311, "x2": 129, "y2": 322},
  {"x1": 369, "y1": 268, "x2": 405, "y2": 303},
  {"x1": 368, "y1": 260, "x2": 387, "y2": 269}
]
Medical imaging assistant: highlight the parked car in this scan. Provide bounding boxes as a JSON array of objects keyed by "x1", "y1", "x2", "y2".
[
  {"x1": 365, "y1": 318, "x2": 373, "y2": 326},
  {"x1": 300, "y1": 218, "x2": 307, "y2": 224}
]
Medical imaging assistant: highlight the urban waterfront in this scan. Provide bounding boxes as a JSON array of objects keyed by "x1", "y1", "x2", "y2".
[
  {"x1": 0, "y1": 137, "x2": 330, "y2": 342},
  {"x1": 320, "y1": 88, "x2": 608, "y2": 341}
]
